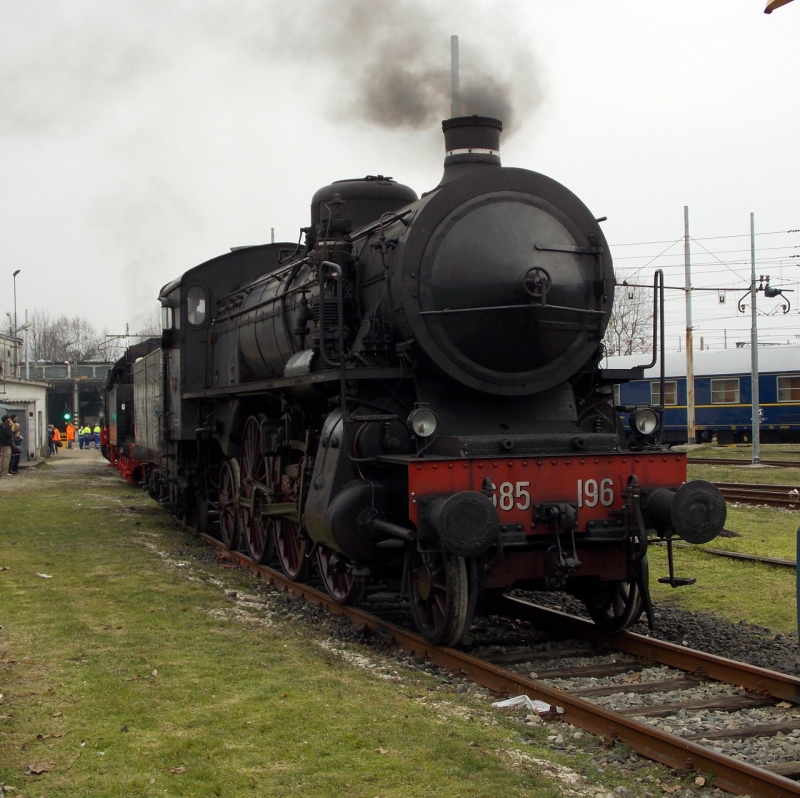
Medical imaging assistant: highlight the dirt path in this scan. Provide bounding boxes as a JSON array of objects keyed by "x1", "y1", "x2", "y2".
[{"x1": 1, "y1": 445, "x2": 117, "y2": 487}]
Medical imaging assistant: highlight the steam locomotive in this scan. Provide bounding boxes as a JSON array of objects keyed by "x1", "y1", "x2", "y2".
[{"x1": 104, "y1": 116, "x2": 726, "y2": 646}]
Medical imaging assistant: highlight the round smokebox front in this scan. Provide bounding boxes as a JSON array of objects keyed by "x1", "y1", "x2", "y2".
[{"x1": 414, "y1": 186, "x2": 608, "y2": 395}]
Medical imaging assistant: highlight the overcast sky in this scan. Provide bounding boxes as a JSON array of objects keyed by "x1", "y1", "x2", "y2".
[{"x1": 1, "y1": 0, "x2": 798, "y2": 353}]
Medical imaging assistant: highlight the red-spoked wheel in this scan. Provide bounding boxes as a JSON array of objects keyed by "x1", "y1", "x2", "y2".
[
  {"x1": 407, "y1": 546, "x2": 469, "y2": 646},
  {"x1": 579, "y1": 556, "x2": 649, "y2": 633},
  {"x1": 218, "y1": 459, "x2": 240, "y2": 550},
  {"x1": 239, "y1": 416, "x2": 273, "y2": 564},
  {"x1": 274, "y1": 518, "x2": 309, "y2": 582},
  {"x1": 316, "y1": 545, "x2": 366, "y2": 605}
]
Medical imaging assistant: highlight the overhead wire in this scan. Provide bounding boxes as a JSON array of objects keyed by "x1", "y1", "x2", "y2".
[{"x1": 611, "y1": 229, "x2": 800, "y2": 247}]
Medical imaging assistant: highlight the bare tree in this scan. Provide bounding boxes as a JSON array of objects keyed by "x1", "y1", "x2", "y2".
[
  {"x1": 136, "y1": 303, "x2": 162, "y2": 337},
  {"x1": 28, "y1": 310, "x2": 104, "y2": 363},
  {"x1": 604, "y1": 271, "x2": 654, "y2": 356}
]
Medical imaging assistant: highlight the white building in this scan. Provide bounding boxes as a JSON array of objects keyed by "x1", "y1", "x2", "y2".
[{"x1": 0, "y1": 332, "x2": 50, "y2": 462}]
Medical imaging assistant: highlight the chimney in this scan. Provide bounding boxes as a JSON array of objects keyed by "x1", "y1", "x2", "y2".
[{"x1": 439, "y1": 115, "x2": 502, "y2": 185}]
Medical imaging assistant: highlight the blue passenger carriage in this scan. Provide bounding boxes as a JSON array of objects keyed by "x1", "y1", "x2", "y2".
[{"x1": 607, "y1": 346, "x2": 800, "y2": 444}]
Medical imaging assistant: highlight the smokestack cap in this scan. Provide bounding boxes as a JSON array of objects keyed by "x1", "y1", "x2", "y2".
[
  {"x1": 442, "y1": 115, "x2": 502, "y2": 158},
  {"x1": 439, "y1": 116, "x2": 502, "y2": 184}
]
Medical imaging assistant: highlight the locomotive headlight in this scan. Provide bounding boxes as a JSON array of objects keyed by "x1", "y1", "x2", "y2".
[
  {"x1": 407, "y1": 407, "x2": 438, "y2": 438},
  {"x1": 630, "y1": 407, "x2": 658, "y2": 436}
]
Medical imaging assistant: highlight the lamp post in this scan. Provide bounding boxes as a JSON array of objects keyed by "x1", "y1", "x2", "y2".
[{"x1": 12, "y1": 269, "x2": 20, "y2": 377}]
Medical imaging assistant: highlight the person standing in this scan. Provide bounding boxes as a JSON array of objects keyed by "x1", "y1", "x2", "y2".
[
  {"x1": 0, "y1": 416, "x2": 13, "y2": 478},
  {"x1": 46, "y1": 424, "x2": 55, "y2": 456},
  {"x1": 82, "y1": 424, "x2": 91, "y2": 449},
  {"x1": 9, "y1": 423, "x2": 22, "y2": 475},
  {"x1": 93, "y1": 423, "x2": 101, "y2": 449},
  {"x1": 52, "y1": 426, "x2": 62, "y2": 454},
  {"x1": 66, "y1": 421, "x2": 75, "y2": 449}
]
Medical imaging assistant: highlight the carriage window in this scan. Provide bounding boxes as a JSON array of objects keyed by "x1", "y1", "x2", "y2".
[
  {"x1": 162, "y1": 306, "x2": 174, "y2": 330},
  {"x1": 777, "y1": 375, "x2": 800, "y2": 402},
  {"x1": 710, "y1": 378, "x2": 740, "y2": 404},
  {"x1": 651, "y1": 380, "x2": 677, "y2": 406},
  {"x1": 186, "y1": 286, "x2": 207, "y2": 326}
]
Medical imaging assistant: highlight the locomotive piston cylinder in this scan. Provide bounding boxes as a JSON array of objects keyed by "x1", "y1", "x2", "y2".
[{"x1": 641, "y1": 480, "x2": 726, "y2": 545}]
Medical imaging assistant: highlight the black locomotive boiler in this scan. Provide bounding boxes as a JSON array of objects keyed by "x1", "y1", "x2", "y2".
[{"x1": 104, "y1": 116, "x2": 726, "y2": 646}]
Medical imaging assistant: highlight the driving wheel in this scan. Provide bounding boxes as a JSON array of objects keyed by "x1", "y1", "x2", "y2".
[
  {"x1": 316, "y1": 545, "x2": 366, "y2": 605},
  {"x1": 274, "y1": 518, "x2": 309, "y2": 581},
  {"x1": 581, "y1": 577, "x2": 644, "y2": 633},
  {"x1": 407, "y1": 546, "x2": 469, "y2": 646},
  {"x1": 239, "y1": 416, "x2": 273, "y2": 564},
  {"x1": 218, "y1": 459, "x2": 240, "y2": 550}
]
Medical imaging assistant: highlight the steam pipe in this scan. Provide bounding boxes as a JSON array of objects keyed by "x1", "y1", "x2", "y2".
[
  {"x1": 450, "y1": 35, "x2": 461, "y2": 117},
  {"x1": 320, "y1": 260, "x2": 348, "y2": 443}
]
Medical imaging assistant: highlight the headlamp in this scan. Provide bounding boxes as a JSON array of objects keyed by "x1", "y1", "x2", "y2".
[
  {"x1": 630, "y1": 406, "x2": 658, "y2": 436},
  {"x1": 407, "y1": 407, "x2": 438, "y2": 438}
]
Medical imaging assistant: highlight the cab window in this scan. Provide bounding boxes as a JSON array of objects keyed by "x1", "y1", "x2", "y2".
[{"x1": 186, "y1": 286, "x2": 207, "y2": 326}]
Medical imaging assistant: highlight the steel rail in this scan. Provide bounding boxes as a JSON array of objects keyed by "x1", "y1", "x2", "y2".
[
  {"x1": 715, "y1": 484, "x2": 800, "y2": 507},
  {"x1": 694, "y1": 548, "x2": 796, "y2": 567},
  {"x1": 500, "y1": 597, "x2": 800, "y2": 704},
  {"x1": 690, "y1": 457, "x2": 800, "y2": 468},
  {"x1": 714, "y1": 482, "x2": 800, "y2": 492},
  {"x1": 199, "y1": 534, "x2": 800, "y2": 798},
  {"x1": 651, "y1": 540, "x2": 796, "y2": 569}
]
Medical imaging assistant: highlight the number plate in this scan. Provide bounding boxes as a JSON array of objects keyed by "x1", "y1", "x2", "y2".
[{"x1": 407, "y1": 453, "x2": 686, "y2": 533}]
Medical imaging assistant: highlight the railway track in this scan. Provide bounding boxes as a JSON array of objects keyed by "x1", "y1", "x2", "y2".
[
  {"x1": 655, "y1": 540, "x2": 797, "y2": 569},
  {"x1": 714, "y1": 482, "x2": 800, "y2": 507},
  {"x1": 690, "y1": 458, "x2": 800, "y2": 469},
  {"x1": 199, "y1": 533, "x2": 800, "y2": 798}
]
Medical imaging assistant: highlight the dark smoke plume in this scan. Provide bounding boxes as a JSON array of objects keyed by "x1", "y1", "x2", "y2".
[
  {"x1": 0, "y1": 1, "x2": 542, "y2": 137},
  {"x1": 266, "y1": 0, "x2": 542, "y2": 134}
]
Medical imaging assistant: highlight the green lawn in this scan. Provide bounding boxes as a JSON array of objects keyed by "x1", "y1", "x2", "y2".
[
  {"x1": 0, "y1": 451, "x2": 786, "y2": 796},
  {"x1": 0, "y1": 456, "x2": 581, "y2": 798}
]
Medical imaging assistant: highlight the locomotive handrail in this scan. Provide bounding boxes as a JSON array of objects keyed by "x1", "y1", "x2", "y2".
[
  {"x1": 419, "y1": 303, "x2": 607, "y2": 316},
  {"x1": 350, "y1": 208, "x2": 414, "y2": 241},
  {"x1": 534, "y1": 243, "x2": 604, "y2": 255},
  {"x1": 633, "y1": 270, "x2": 665, "y2": 373},
  {"x1": 632, "y1": 269, "x2": 666, "y2": 445}
]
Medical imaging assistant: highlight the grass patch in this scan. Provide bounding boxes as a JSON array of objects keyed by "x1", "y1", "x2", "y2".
[
  {"x1": 688, "y1": 462, "x2": 800, "y2": 486},
  {"x1": 686, "y1": 442, "x2": 800, "y2": 462},
  {"x1": 646, "y1": 455, "x2": 800, "y2": 634},
  {"x1": 0, "y1": 458, "x2": 583, "y2": 798},
  {"x1": 648, "y1": 544, "x2": 797, "y2": 634},
  {"x1": 0, "y1": 454, "x2": 790, "y2": 796}
]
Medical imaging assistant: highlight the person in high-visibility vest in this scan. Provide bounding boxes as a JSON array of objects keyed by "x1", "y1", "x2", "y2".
[
  {"x1": 52, "y1": 426, "x2": 62, "y2": 454},
  {"x1": 80, "y1": 425, "x2": 91, "y2": 449},
  {"x1": 93, "y1": 424, "x2": 101, "y2": 449},
  {"x1": 66, "y1": 422, "x2": 75, "y2": 449}
]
